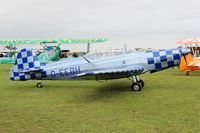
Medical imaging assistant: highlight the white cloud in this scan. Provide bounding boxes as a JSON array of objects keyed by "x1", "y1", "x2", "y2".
[{"x1": 0, "y1": 0, "x2": 200, "y2": 50}]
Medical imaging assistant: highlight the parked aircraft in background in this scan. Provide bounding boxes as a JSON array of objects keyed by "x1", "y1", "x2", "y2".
[
  {"x1": 0, "y1": 38, "x2": 107, "y2": 64},
  {"x1": 179, "y1": 54, "x2": 200, "y2": 75},
  {"x1": 9, "y1": 47, "x2": 190, "y2": 91},
  {"x1": 177, "y1": 38, "x2": 200, "y2": 75}
]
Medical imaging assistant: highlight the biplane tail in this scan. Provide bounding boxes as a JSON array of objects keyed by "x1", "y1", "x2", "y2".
[
  {"x1": 179, "y1": 54, "x2": 193, "y2": 71},
  {"x1": 9, "y1": 48, "x2": 42, "y2": 80}
]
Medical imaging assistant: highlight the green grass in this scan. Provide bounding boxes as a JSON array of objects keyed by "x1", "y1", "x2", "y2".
[{"x1": 1, "y1": 64, "x2": 200, "y2": 132}]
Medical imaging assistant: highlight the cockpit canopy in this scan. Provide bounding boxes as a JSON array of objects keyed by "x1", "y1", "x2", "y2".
[{"x1": 85, "y1": 50, "x2": 135, "y2": 60}]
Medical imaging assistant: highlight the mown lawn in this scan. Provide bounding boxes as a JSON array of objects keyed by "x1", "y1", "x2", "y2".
[{"x1": 0, "y1": 64, "x2": 200, "y2": 133}]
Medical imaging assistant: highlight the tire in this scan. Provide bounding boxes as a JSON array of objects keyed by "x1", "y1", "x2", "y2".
[
  {"x1": 138, "y1": 79, "x2": 144, "y2": 87},
  {"x1": 131, "y1": 82, "x2": 142, "y2": 91},
  {"x1": 36, "y1": 83, "x2": 43, "y2": 88}
]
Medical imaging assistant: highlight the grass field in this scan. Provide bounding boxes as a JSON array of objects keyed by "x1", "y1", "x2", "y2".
[{"x1": 1, "y1": 64, "x2": 200, "y2": 132}]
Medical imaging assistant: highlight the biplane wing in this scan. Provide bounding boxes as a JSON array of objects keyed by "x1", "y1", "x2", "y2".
[
  {"x1": 0, "y1": 38, "x2": 107, "y2": 64},
  {"x1": 179, "y1": 54, "x2": 200, "y2": 75},
  {"x1": 0, "y1": 38, "x2": 107, "y2": 45}
]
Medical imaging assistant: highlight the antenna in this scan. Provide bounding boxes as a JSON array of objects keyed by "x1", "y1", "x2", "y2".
[
  {"x1": 87, "y1": 43, "x2": 91, "y2": 53},
  {"x1": 123, "y1": 44, "x2": 127, "y2": 64},
  {"x1": 124, "y1": 44, "x2": 127, "y2": 54}
]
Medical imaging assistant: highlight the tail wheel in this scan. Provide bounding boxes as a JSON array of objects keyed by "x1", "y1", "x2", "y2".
[
  {"x1": 36, "y1": 83, "x2": 43, "y2": 88},
  {"x1": 131, "y1": 82, "x2": 142, "y2": 91}
]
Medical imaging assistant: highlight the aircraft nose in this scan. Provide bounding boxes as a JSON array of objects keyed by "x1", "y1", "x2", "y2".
[{"x1": 180, "y1": 48, "x2": 191, "y2": 55}]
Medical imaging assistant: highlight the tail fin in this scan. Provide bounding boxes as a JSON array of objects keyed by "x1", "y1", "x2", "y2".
[
  {"x1": 14, "y1": 48, "x2": 41, "y2": 72},
  {"x1": 10, "y1": 48, "x2": 42, "y2": 81},
  {"x1": 179, "y1": 54, "x2": 193, "y2": 71}
]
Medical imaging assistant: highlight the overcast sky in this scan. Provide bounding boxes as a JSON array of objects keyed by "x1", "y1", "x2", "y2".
[{"x1": 1, "y1": 0, "x2": 200, "y2": 51}]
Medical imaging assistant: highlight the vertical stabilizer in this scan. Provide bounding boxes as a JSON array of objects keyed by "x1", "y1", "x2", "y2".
[{"x1": 9, "y1": 48, "x2": 42, "y2": 80}]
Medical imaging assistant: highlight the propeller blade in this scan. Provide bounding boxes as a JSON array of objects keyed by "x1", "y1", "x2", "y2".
[{"x1": 183, "y1": 54, "x2": 188, "y2": 65}]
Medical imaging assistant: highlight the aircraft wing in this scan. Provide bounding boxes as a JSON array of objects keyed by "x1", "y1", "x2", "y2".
[
  {"x1": 75, "y1": 65, "x2": 146, "y2": 80},
  {"x1": 0, "y1": 38, "x2": 107, "y2": 45},
  {"x1": 1, "y1": 50, "x2": 19, "y2": 53},
  {"x1": 188, "y1": 59, "x2": 200, "y2": 67}
]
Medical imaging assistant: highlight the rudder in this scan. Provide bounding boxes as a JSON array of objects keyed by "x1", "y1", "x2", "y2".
[
  {"x1": 14, "y1": 48, "x2": 41, "y2": 72},
  {"x1": 10, "y1": 48, "x2": 42, "y2": 81}
]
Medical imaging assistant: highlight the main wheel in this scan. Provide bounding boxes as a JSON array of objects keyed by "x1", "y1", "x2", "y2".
[
  {"x1": 138, "y1": 79, "x2": 144, "y2": 87},
  {"x1": 36, "y1": 83, "x2": 43, "y2": 88},
  {"x1": 131, "y1": 82, "x2": 142, "y2": 91}
]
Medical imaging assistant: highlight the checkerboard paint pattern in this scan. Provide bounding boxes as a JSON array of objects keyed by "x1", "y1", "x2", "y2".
[
  {"x1": 10, "y1": 48, "x2": 47, "y2": 81},
  {"x1": 15, "y1": 48, "x2": 41, "y2": 71},
  {"x1": 10, "y1": 69, "x2": 47, "y2": 81},
  {"x1": 146, "y1": 49, "x2": 181, "y2": 70}
]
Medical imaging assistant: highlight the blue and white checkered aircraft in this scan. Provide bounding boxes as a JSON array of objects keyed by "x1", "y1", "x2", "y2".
[{"x1": 9, "y1": 47, "x2": 190, "y2": 91}]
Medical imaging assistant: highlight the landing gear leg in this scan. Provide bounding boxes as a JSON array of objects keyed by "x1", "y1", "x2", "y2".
[
  {"x1": 186, "y1": 71, "x2": 189, "y2": 76},
  {"x1": 130, "y1": 76, "x2": 144, "y2": 91},
  {"x1": 36, "y1": 81, "x2": 43, "y2": 88}
]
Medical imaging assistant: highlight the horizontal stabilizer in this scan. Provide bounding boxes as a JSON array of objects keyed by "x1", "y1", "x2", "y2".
[{"x1": 16, "y1": 67, "x2": 42, "y2": 73}]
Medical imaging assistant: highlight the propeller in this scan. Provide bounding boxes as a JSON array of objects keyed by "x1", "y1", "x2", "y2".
[
  {"x1": 179, "y1": 48, "x2": 190, "y2": 65},
  {"x1": 179, "y1": 48, "x2": 193, "y2": 76},
  {"x1": 183, "y1": 54, "x2": 188, "y2": 65}
]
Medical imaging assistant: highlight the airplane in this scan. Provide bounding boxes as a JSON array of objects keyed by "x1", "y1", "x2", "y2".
[
  {"x1": 0, "y1": 38, "x2": 107, "y2": 64},
  {"x1": 0, "y1": 44, "x2": 17, "y2": 63},
  {"x1": 9, "y1": 47, "x2": 190, "y2": 91},
  {"x1": 177, "y1": 38, "x2": 200, "y2": 75},
  {"x1": 179, "y1": 53, "x2": 200, "y2": 75}
]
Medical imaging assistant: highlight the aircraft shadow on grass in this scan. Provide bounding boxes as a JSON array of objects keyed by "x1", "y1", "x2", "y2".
[
  {"x1": 74, "y1": 82, "x2": 136, "y2": 103},
  {"x1": 10, "y1": 81, "x2": 132, "y2": 102}
]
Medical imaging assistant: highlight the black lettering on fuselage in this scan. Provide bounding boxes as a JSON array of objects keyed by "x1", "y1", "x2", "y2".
[
  {"x1": 51, "y1": 66, "x2": 81, "y2": 78},
  {"x1": 65, "y1": 68, "x2": 70, "y2": 75},
  {"x1": 59, "y1": 69, "x2": 65, "y2": 76},
  {"x1": 70, "y1": 67, "x2": 75, "y2": 74},
  {"x1": 51, "y1": 71, "x2": 56, "y2": 77},
  {"x1": 75, "y1": 66, "x2": 81, "y2": 73}
]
